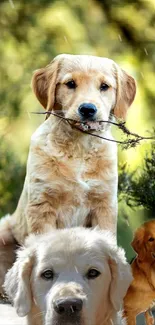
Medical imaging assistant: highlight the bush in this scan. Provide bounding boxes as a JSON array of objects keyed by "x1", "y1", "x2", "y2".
[
  {"x1": 0, "y1": 140, "x2": 25, "y2": 217},
  {"x1": 118, "y1": 140, "x2": 155, "y2": 217}
]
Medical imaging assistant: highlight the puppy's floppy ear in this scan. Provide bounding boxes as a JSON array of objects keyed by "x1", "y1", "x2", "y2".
[
  {"x1": 109, "y1": 248, "x2": 132, "y2": 311},
  {"x1": 4, "y1": 243, "x2": 34, "y2": 317},
  {"x1": 113, "y1": 63, "x2": 136, "y2": 120},
  {"x1": 131, "y1": 226, "x2": 146, "y2": 260},
  {"x1": 31, "y1": 56, "x2": 61, "y2": 111}
]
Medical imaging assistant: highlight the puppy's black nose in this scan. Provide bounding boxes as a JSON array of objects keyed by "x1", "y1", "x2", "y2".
[
  {"x1": 54, "y1": 298, "x2": 83, "y2": 315},
  {"x1": 78, "y1": 103, "x2": 97, "y2": 119}
]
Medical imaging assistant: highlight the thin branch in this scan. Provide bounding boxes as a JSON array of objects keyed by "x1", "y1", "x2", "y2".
[{"x1": 30, "y1": 111, "x2": 155, "y2": 149}]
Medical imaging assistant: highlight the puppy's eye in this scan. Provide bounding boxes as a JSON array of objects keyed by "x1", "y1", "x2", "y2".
[
  {"x1": 148, "y1": 237, "x2": 154, "y2": 242},
  {"x1": 41, "y1": 269, "x2": 54, "y2": 280},
  {"x1": 100, "y1": 83, "x2": 109, "y2": 91},
  {"x1": 65, "y1": 80, "x2": 77, "y2": 89},
  {"x1": 86, "y1": 268, "x2": 101, "y2": 279}
]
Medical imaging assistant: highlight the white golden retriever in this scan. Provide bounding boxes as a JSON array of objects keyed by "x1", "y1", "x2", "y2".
[{"x1": 4, "y1": 228, "x2": 132, "y2": 325}]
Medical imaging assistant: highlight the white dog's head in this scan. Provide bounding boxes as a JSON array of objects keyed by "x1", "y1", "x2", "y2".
[
  {"x1": 4, "y1": 228, "x2": 132, "y2": 325},
  {"x1": 32, "y1": 54, "x2": 136, "y2": 132}
]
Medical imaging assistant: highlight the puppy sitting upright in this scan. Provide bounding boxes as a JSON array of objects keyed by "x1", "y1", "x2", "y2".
[{"x1": 2, "y1": 54, "x2": 136, "y2": 244}]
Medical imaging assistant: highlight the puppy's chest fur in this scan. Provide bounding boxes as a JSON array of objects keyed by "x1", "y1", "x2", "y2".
[{"x1": 29, "y1": 125, "x2": 117, "y2": 227}]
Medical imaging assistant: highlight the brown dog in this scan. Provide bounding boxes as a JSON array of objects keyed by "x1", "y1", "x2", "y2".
[{"x1": 123, "y1": 220, "x2": 155, "y2": 325}]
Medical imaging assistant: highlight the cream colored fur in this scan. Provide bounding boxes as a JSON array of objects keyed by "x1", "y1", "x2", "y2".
[
  {"x1": 4, "y1": 228, "x2": 132, "y2": 325},
  {"x1": 8, "y1": 54, "x2": 136, "y2": 243},
  {"x1": 0, "y1": 54, "x2": 136, "y2": 295}
]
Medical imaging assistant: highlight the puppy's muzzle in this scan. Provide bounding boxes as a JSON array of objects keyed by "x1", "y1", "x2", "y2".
[
  {"x1": 53, "y1": 297, "x2": 83, "y2": 315},
  {"x1": 78, "y1": 103, "x2": 97, "y2": 120}
]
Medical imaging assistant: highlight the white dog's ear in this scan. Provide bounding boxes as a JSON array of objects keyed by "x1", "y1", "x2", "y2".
[
  {"x1": 4, "y1": 246, "x2": 34, "y2": 317},
  {"x1": 113, "y1": 64, "x2": 136, "y2": 120},
  {"x1": 31, "y1": 56, "x2": 61, "y2": 111},
  {"x1": 109, "y1": 248, "x2": 132, "y2": 311}
]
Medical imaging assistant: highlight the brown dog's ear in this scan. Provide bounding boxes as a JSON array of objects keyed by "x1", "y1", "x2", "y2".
[
  {"x1": 131, "y1": 227, "x2": 146, "y2": 260},
  {"x1": 4, "y1": 244, "x2": 34, "y2": 317},
  {"x1": 109, "y1": 248, "x2": 132, "y2": 311},
  {"x1": 31, "y1": 57, "x2": 60, "y2": 110},
  {"x1": 113, "y1": 64, "x2": 136, "y2": 120}
]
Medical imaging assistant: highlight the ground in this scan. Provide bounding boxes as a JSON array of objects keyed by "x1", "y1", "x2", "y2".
[{"x1": 0, "y1": 303, "x2": 26, "y2": 325}]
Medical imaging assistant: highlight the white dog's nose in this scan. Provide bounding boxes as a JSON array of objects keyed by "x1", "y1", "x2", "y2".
[{"x1": 53, "y1": 297, "x2": 83, "y2": 315}]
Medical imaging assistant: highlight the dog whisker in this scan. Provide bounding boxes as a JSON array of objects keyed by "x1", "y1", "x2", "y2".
[
  {"x1": 74, "y1": 266, "x2": 79, "y2": 273},
  {"x1": 0, "y1": 236, "x2": 6, "y2": 245},
  {"x1": 33, "y1": 297, "x2": 37, "y2": 305},
  {"x1": 32, "y1": 311, "x2": 46, "y2": 319}
]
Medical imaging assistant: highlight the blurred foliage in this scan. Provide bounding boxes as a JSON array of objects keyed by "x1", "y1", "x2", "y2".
[
  {"x1": 118, "y1": 138, "x2": 155, "y2": 260},
  {"x1": 0, "y1": 139, "x2": 25, "y2": 216},
  {"x1": 0, "y1": 0, "x2": 155, "y2": 260},
  {"x1": 119, "y1": 139, "x2": 155, "y2": 215},
  {"x1": 96, "y1": 0, "x2": 155, "y2": 118}
]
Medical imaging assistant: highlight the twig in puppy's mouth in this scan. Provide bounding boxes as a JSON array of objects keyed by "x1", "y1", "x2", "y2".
[{"x1": 31, "y1": 111, "x2": 155, "y2": 149}]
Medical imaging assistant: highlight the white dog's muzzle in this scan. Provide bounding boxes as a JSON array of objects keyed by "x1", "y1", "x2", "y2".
[
  {"x1": 52, "y1": 297, "x2": 83, "y2": 325},
  {"x1": 45, "y1": 279, "x2": 87, "y2": 325}
]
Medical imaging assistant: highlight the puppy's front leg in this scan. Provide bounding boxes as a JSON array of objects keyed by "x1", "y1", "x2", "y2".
[
  {"x1": 26, "y1": 175, "x2": 64, "y2": 233},
  {"x1": 26, "y1": 202, "x2": 58, "y2": 234},
  {"x1": 89, "y1": 196, "x2": 117, "y2": 235}
]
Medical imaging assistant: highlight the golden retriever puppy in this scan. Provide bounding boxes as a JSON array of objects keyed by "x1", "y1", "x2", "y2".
[
  {"x1": 4, "y1": 228, "x2": 132, "y2": 325},
  {"x1": 6, "y1": 54, "x2": 136, "y2": 244},
  {"x1": 123, "y1": 220, "x2": 155, "y2": 325}
]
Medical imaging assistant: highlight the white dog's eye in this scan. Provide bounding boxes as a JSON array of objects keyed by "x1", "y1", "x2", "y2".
[
  {"x1": 100, "y1": 83, "x2": 109, "y2": 91},
  {"x1": 86, "y1": 268, "x2": 101, "y2": 279},
  {"x1": 41, "y1": 269, "x2": 54, "y2": 280}
]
